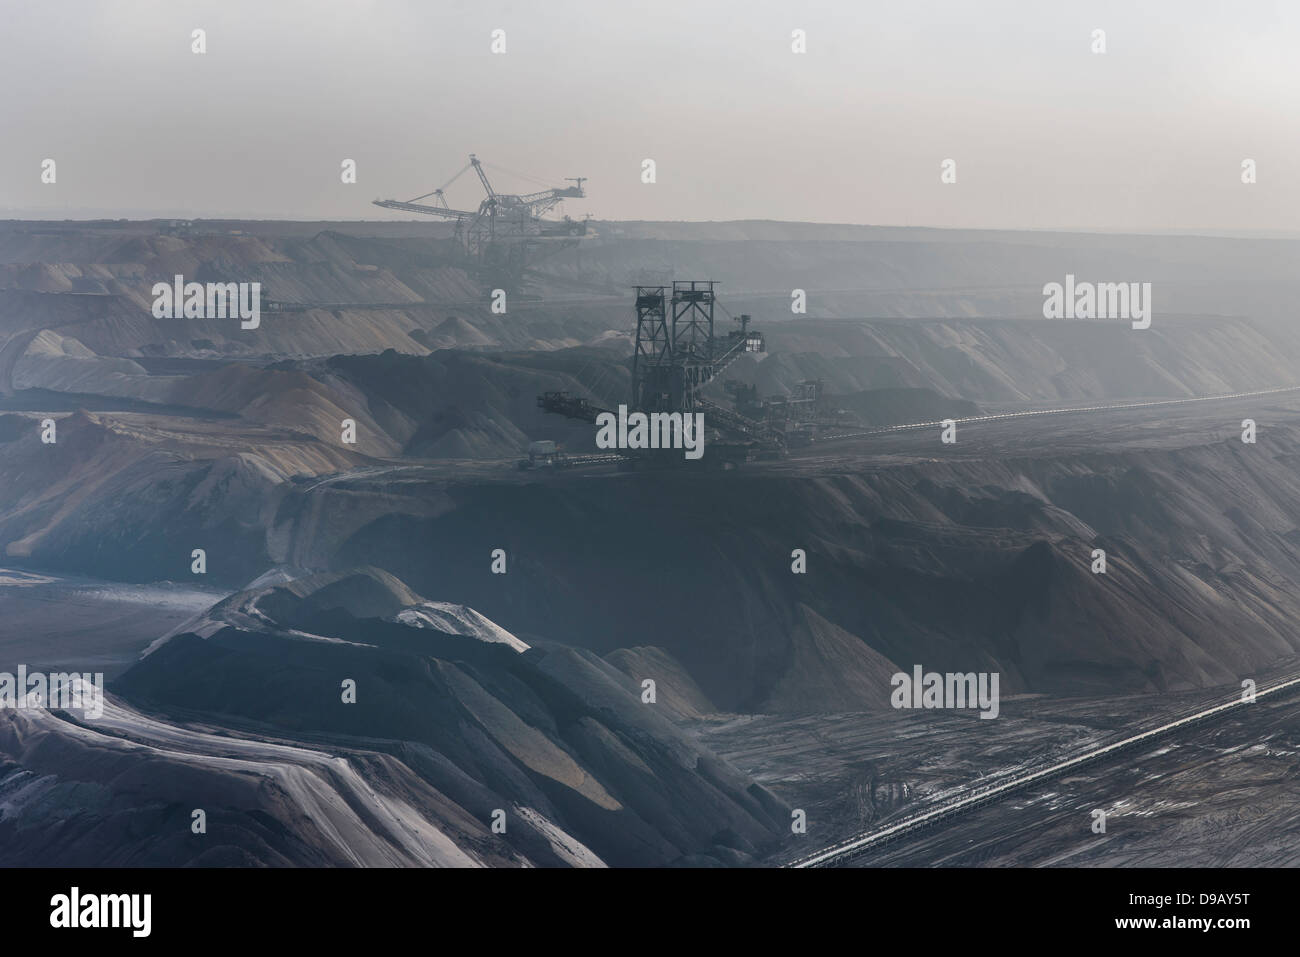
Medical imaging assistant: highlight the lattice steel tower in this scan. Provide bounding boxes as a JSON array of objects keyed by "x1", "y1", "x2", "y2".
[
  {"x1": 631, "y1": 286, "x2": 672, "y2": 411},
  {"x1": 670, "y1": 280, "x2": 717, "y2": 412}
]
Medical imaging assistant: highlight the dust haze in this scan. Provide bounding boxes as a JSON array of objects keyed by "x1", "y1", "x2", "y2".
[{"x1": 2, "y1": 0, "x2": 1298, "y2": 230}]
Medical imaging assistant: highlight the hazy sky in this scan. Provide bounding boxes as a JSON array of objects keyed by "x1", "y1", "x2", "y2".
[{"x1": 1, "y1": 0, "x2": 1297, "y2": 231}]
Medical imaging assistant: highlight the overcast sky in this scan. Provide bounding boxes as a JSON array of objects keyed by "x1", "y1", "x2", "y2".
[{"x1": 1, "y1": 0, "x2": 1296, "y2": 231}]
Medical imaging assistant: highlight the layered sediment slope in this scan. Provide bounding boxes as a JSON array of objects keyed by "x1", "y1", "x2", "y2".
[
  {"x1": 5, "y1": 315, "x2": 1299, "y2": 463},
  {"x1": 8, "y1": 403, "x2": 1300, "y2": 714},
  {"x1": 0, "y1": 567, "x2": 790, "y2": 866},
  {"x1": 315, "y1": 421, "x2": 1300, "y2": 711},
  {"x1": 743, "y1": 316, "x2": 1300, "y2": 403},
  {"x1": 0, "y1": 409, "x2": 366, "y2": 581}
]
